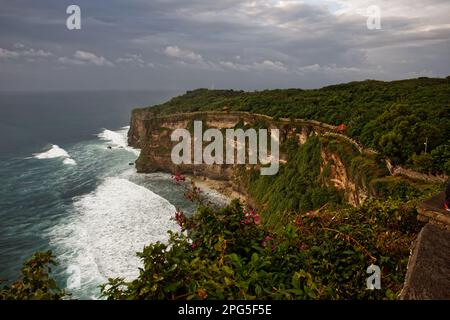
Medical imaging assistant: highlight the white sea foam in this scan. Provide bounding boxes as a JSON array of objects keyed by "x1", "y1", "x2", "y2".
[
  {"x1": 49, "y1": 177, "x2": 179, "y2": 298},
  {"x1": 63, "y1": 158, "x2": 77, "y2": 165},
  {"x1": 33, "y1": 144, "x2": 77, "y2": 165},
  {"x1": 97, "y1": 126, "x2": 140, "y2": 156}
]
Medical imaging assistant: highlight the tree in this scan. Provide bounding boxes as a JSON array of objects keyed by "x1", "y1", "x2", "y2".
[
  {"x1": 411, "y1": 153, "x2": 434, "y2": 174},
  {"x1": 431, "y1": 142, "x2": 450, "y2": 175}
]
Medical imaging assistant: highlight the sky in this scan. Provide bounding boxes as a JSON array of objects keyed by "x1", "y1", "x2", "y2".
[{"x1": 0, "y1": 0, "x2": 449, "y2": 91}]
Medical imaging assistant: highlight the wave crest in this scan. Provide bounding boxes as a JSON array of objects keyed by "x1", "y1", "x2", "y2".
[
  {"x1": 32, "y1": 144, "x2": 77, "y2": 165},
  {"x1": 98, "y1": 127, "x2": 139, "y2": 156}
]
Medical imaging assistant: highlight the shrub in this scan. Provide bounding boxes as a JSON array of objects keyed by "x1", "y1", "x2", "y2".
[
  {"x1": 101, "y1": 196, "x2": 423, "y2": 300},
  {"x1": 0, "y1": 251, "x2": 65, "y2": 300}
]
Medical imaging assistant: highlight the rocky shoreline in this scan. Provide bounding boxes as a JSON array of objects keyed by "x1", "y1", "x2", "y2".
[{"x1": 188, "y1": 175, "x2": 248, "y2": 205}]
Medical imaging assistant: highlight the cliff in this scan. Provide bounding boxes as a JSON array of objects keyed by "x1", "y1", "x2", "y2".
[
  {"x1": 128, "y1": 110, "x2": 380, "y2": 207},
  {"x1": 128, "y1": 108, "x2": 450, "y2": 299}
]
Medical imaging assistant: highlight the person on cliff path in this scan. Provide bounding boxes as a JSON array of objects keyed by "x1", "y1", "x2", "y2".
[{"x1": 445, "y1": 180, "x2": 450, "y2": 212}]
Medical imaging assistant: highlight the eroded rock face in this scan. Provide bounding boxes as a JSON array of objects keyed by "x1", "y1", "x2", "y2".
[
  {"x1": 128, "y1": 110, "x2": 369, "y2": 206},
  {"x1": 320, "y1": 150, "x2": 368, "y2": 206},
  {"x1": 128, "y1": 109, "x2": 148, "y2": 149},
  {"x1": 400, "y1": 223, "x2": 450, "y2": 300}
]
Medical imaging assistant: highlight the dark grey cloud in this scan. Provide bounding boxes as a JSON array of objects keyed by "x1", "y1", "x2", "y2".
[{"x1": 0, "y1": 0, "x2": 449, "y2": 91}]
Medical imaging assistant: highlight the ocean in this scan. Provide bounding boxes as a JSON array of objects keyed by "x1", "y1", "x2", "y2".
[{"x1": 0, "y1": 90, "x2": 203, "y2": 299}]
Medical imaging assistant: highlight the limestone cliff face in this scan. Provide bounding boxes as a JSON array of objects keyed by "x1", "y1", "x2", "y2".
[
  {"x1": 320, "y1": 150, "x2": 368, "y2": 206},
  {"x1": 128, "y1": 110, "x2": 369, "y2": 206}
]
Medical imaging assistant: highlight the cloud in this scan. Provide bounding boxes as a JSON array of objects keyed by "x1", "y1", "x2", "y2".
[
  {"x1": 73, "y1": 51, "x2": 114, "y2": 66},
  {"x1": 115, "y1": 53, "x2": 154, "y2": 68},
  {"x1": 0, "y1": 44, "x2": 53, "y2": 59},
  {"x1": 0, "y1": 48, "x2": 20, "y2": 59},
  {"x1": 253, "y1": 60, "x2": 287, "y2": 72},
  {"x1": 219, "y1": 60, "x2": 288, "y2": 73},
  {"x1": 219, "y1": 61, "x2": 250, "y2": 71},
  {"x1": 0, "y1": 0, "x2": 449, "y2": 90},
  {"x1": 20, "y1": 48, "x2": 53, "y2": 58},
  {"x1": 164, "y1": 46, "x2": 204, "y2": 63},
  {"x1": 13, "y1": 43, "x2": 25, "y2": 49},
  {"x1": 58, "y1": 51, "x2": 114, "y2": 67},
  {"x1": 164, "y1": 45, "x2": 289, "y2": 74},
  {"x1": 116, "y1": 53, "x2": 144, "y2": 64},
  {"x1": 164, "y1": 45, "x2": 223, "y2": 71}
]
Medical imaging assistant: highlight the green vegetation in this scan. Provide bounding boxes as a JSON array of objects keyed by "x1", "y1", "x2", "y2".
[
  {"x1": 100, "y1": 195, "x2": 429, "y2": 300},
  {"x1": 2, "y1": 185, "x2": 438, "y2": 300},
  {"x1": 236, "y1": 133, "x2": 432, "y2": 230},
  {"x1": 0, "y1": 251, "x2": 65, "y2": 300},
  {"x1": 145, "y1": 77, "x2": 450, "y2": 174},
  {"x1": 240, "y1": 136, "x2": 344, "y2": 229}
]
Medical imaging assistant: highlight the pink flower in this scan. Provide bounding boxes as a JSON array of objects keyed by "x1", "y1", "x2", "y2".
[
  {"x1": 241, "y1": 207, "x2": 261, "y2": 225},
  {"x1": 174, "y1": 209, "x2": 187, "y2": 228},
  {"x1": 172, "y1": 173, "x2": 186, "y2": 183},
  {"x1": 262, "y1": 236, "x2": 274, "y2": 247},
  {"x1": 191, "y1": 242, "x2": 198, "y2": 250}
]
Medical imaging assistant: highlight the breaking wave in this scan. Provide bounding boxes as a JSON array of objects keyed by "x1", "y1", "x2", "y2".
[
  {"x1": 32, "y1": 144, "x2": 76, "y2": 165},
  {"x1": 97, "y1": 126, "x2": 140, "y2": 156},
  {"x1": 48, "y1": 177, "x2": 179, "y2": 299}
]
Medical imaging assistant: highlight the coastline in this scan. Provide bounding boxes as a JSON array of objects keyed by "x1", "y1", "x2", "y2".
[{"x1": 187, "y1": 175, "x2": 248, "y2": 205}]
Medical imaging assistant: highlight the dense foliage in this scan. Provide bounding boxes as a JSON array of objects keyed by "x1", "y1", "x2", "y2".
[
  {"x1": 0, "y1": 251, "x2": 65, "y2": 300},
  {"x1": 100, "y1": 194, "x2": 428, "y2": 300},
  {"x1": 238, "y1": 132, "x2": 432, "y2": 229},
  {"x1": 241, "y1": 136, "x2": 343, "y2": 229},
  {"x1": 145, "y1": 77, "x2": 450, "y2": 174}
]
